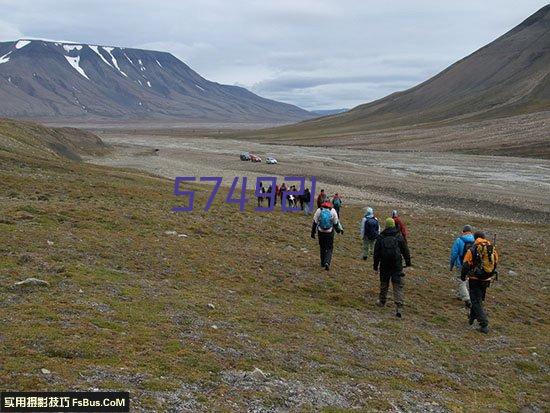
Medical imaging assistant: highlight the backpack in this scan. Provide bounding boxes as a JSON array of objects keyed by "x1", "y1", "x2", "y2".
[
  {"x1": 333, "y1": 198, "x2": 342, "y2": 208},
  {"x1": 380, "y1": 235, "x2": 401, "y2": 263},
  {"x1": 364, "y1": 217, "x2": 379, "y2": 240},
  {"x1": 461, "y1": 239, "x2": 474, "y2": 261},
  {"x1": 319, "y1": 208, "x2": 332, "y2": 230},
  {"x1": 471, "y1": 239, "x2": 497, "y2": 277}
]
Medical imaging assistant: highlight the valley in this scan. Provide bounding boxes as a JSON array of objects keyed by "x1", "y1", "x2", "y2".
[{"x1": 88, "y1": 129, "x2": 550, "y2": 223}]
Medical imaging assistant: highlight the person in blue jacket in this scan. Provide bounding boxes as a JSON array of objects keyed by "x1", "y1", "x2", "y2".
[{"x1": 449, "y1": 225, "x2": 475, "y2": 308}]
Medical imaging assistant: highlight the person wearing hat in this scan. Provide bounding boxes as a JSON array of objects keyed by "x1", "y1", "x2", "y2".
[
  {"x1": 311, "y1": 200, "x2": 343, "y2": 271},
  {"x1": 449, "y1": 225, "x2": 475, "y2": 308},
  {"x1": 461, "y1": 231, "x2": 499, "y2": 334},
  {"x1": 360, "y1": 207, "x2": 380, "y2": 260},
  {"x1": 373, "y1": 217, "x2": 411, "y2": 317},
  {"x1": 391, "y1": 210, "x2": 409, "y2": 243}
]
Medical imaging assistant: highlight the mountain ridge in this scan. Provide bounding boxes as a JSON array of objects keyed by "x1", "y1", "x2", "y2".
[
  {"x1": 246, "y1": 5, "x2": 550, "y2": 139},
  {"x1": 0, "y1": 39, "x2": 313, "y2": 123}
]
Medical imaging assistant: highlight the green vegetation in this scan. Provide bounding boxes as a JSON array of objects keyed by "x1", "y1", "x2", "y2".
[{"x1": 0, "y1": 122, "x2": 549, "y2": 411}]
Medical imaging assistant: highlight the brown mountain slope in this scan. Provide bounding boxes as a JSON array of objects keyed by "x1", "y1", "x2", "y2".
[
  {"x1": 0, "y1": 118, "x2": 108, "y2": 161},
  {"x1": 0, "y1": 40, "x2": 313, "y2": 123},
  {"x1": 242, "y1": 5, "x2": 550, "y2": 152}
]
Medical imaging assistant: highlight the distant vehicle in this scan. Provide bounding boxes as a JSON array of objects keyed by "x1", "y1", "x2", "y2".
[
  {"x1": 250, "y1": 154, "x2": 262, "y2": 162},
  {"x1": 240, "y1": 152, "x2": 251, "y2": 161},
  {"x1": 266, "y1": 157, "x2": 278, "y2": 164}
]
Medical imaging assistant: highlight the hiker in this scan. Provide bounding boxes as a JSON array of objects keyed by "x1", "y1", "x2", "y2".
[
  {"x1": 311, "y1": 201, "x2": 343, "y2": 271},
  {"x1": 449, "y1": 225, "x2": 475, "y2": 308},
  {"x1": 360, "y1": 207, "x2": 379, "y2": 260},
  {"x1": 373, "y1": 217, "x2": 411, "y2": 317},
  {"x1": 257, "y1": 182, "x2": 265, "y2": 207},
  {"x1": 280, "y1": 183, "x2": 288, "y2": 207},
  {"x1": 286, "y1": 185, "x2": 296, "y2": 208},
  {"x1": 461, "y1": 231, "x2": 499, "y2": 334},
  {"x1": 332, "y1": 193, "x2": 343, "y2": 218},
  {"x1": 391, "y1": 210, "x2": 409, "y2": 243},
  {"x1": 266, "y1": 185, "x2": 273, "y2": 208},
  {"x1": 303, "y1": 188, "x2": 312, "y2": 215},
  {"x1": 274, "y1": 183, "x2": 280, "y2": 206},
  {"x1": 317, "y1": 189, "x2": 328, "y2": 208}
]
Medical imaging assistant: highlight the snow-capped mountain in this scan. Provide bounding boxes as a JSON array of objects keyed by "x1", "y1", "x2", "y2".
[{"x1": 0, "y1": 39, "x2": 313, "y2": 123}]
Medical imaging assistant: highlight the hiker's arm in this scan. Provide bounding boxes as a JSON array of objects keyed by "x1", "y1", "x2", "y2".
[
  {"x1": 373, "y1": 240, "x2": 380, "y2": 271},
  {"x1": 449, "y1": 239, "x2": 459, "y2": 270},
  {"x1": 311, "y1": 209, "x2": 319, "y2": 238},
  {"x1": 311, "y1": 221, "x2": 317, "y2": 238},
  {"x1": 331, "y1": 209, "x2": 339, "y2": 225},
  {"x1": 400, "y1": 237, "x2": 412, "y2": 267},
  {"x1": 460, "y1": 262, "x2": 470, "y2": 280},
  {"x1": 461, "y1": 250, "x2": 473, "y2": 280}
]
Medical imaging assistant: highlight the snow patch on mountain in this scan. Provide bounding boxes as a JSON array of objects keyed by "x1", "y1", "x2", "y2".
[
  {"x1": 15, "y1": 40, "x2": 31, "y2": 49},
  {"x1": 196, "y1": 84, "x2": 205, "y2": 91},
  {"x1": 63, "y1": 44, "x2": 82, "y2": 52},
  {"x1": 156, "y1": 60, "x2": 163, "y2": 68},
  {"x1": 64, "y1": 55, "x2": 89, "y2": 79},
  {"x1": 89, "y1": 45, "x2": 113, "y2": 68},
  {"x1": 124, "y1": 53, "x2": 133, "y2": 65},
  {"x1": 0, "y1": 52, "x2": 12, "y2": 65},
  {"x1": 103, "y1": 47, "x2": 128, "y2": 77}
]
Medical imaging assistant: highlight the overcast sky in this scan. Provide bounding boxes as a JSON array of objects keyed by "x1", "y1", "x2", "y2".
[{"x1": 0, "y1": 0, "x2": 547, "y2": 110}]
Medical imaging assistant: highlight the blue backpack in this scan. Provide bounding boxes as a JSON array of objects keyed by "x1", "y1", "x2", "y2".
[
  {"x1": 364, "y1": 217, "x2": 379, "y2": 240},
  {"x1": 333, "y1": 198, "x2": 342, "y2": 208},
  {"x1": 319, "y1": 208, "x2": 332, "y2": 230}
]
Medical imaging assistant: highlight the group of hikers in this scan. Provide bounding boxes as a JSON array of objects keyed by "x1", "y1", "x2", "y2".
[
  {"x1": 256, "y1": 183, "x2": 342, "y2": 215},
  {"x1": 309, "y1": 195, "x2": 499, "y2": 334}
]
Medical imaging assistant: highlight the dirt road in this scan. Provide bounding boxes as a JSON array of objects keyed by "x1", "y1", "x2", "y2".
[{"x1": 88, "y1": 133, "x2": 550, "y2": 223}]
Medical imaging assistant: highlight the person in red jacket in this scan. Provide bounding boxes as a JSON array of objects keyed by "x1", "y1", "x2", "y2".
[
  {"x1": 317, "y1": 189, "x2": 328, "y2": 208},
  {"x1": 391, "y1": 210, "x2": 409, "y2": 243},
  {"x1": 274, "y1": 184, "x2": 280, "y2": 206}
]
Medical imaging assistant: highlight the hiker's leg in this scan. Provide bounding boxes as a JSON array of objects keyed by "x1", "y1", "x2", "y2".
[
  {"x1": 324, "y1": 231, "x2": 335, "y2": 266},
  {"x1": 469, "y1": 280, "x2": 488, "y2": 327},
  {"x1": 362, "y1": 239, "x2": 369, "y2": 259},
  {"x1": 379, "y1": 274, "x2": 389, "y2": 304},
  {"x1": 366, "y1": 239, "x2": 375, "y2": 259},
  {"x1": 318, "y1": 233, "x2": 325, "y2": 266},
  {"x1": 468, "y1": 279, "x2": 478, "y2": 321},
  {"x1": 479, "y1": 282, "x2": 489, "y2": 326},
  {"x1": 392, "y1": 274, "x2": 404, "y2": 309},
  {"x1": 455, "y1": 269, "x2": 470, "y2": 301}
]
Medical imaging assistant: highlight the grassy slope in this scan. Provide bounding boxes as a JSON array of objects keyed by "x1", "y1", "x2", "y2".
[{"x1": 0, "y1": 141, "x2": 549, "y2": 411}]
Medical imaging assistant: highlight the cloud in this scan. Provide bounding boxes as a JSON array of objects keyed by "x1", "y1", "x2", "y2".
[
  {"x1": 0, "y1": 0, "x2": 547, "y2": 110},
  {"x1": 0, "y1": 20, "x2": 23, "y2": 41},
  {"x1": 252, "y1": 74, "x2": 428, "y2": 93}
]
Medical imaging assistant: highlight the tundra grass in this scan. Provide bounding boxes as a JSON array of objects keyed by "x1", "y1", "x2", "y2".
[{"x1": 0, "y1": 148, "x2": 548, "y2": 412}]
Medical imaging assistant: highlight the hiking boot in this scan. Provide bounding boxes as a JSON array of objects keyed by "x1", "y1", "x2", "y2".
[
  {"x1": 362, "y1": 256, "x2": 368, "y2": 261},
  {"x1": 396, "y1": 309, "x2": 402, "y2": 318},
  {"x1": 465, "y1": 300, "x2": 472, "y2": 309},
  {"x1": 376, "y1": 300, "x2": 385, "y2": 307},
  {"x1": 324, "y1": 264, "x2": 330, "y2": 271},
  {"x1": 468, "y1": 315, "x2": 475, "y2": 325},
  {"x1": 480, "y1": 325, "x2": 489, "y2": 334}
]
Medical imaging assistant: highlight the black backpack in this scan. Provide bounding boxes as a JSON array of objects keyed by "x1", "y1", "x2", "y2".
[
  {"x1": 380, "y1": 235, "x2": 401, "y2": 263},
  {"x1": 364, "y1": 217, "x2": 379, "y2": 240}
]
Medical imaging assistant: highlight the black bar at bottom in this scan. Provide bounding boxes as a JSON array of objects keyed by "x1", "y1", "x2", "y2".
[{"x1": 0, "y1": 392, "x2": 129, "y2": 412}]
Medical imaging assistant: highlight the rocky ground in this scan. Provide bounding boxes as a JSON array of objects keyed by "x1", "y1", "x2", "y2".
[
  {"x1": 1, "y1": 126, "x2": 549, "y2": 412},
  {"x1": 89, "y1": 132, "x2": 550, "y2": 224}
]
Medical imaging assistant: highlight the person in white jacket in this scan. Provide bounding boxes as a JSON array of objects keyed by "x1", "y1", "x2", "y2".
[
  {"x1": 360, "y1": 207, "x2": 380, "y2": 260},
  {"x1": 311, "y1": 201, "x2": 343, "y2": 271}
]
